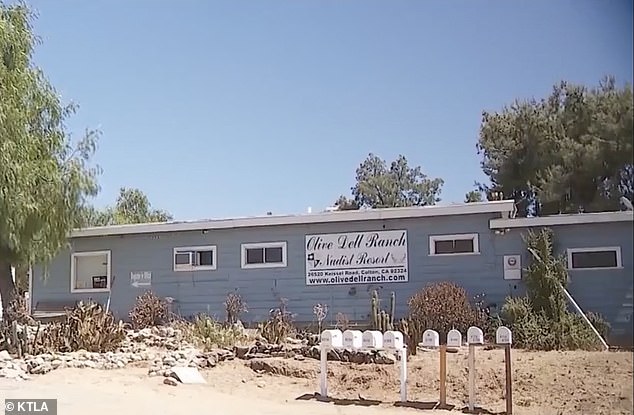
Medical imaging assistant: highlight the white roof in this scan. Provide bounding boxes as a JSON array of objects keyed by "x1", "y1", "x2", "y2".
[
  {"x1": 70, "y1": 200, "x2": 517, "y2": 238},
  {"x1": 490, "y1": 210, "x2": 633, "y2": 229}
]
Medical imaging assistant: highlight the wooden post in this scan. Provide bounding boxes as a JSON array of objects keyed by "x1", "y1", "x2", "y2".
[
  {"x1": 504, "y1": 345, "x2": 513, "y2": 415},
  {"x1": 439, "y1": 344, "x2": 447, "y2": 407}
]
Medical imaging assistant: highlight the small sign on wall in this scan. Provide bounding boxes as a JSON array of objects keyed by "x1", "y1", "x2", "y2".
[
  {"x1": 130, "y1": 271, "x2": 152, "y2": 288},
  {"x1": 503, "y1": 255, "x2": 522, "y2": 280}
]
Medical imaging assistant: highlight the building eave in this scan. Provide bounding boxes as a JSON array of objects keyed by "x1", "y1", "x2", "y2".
[
  {"x1": 70, "y1": 200, "x2": 516, "y2": 238},
  {"x1": 489, "y1": 210, "x2": 634, "y2": 229}
]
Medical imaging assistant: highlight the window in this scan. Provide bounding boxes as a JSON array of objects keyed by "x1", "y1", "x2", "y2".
[
  {"x1": 173, "y1": 246, "x2": 217, "y2": 271},
  {"x1": 241, "y1": 242, "x2": 287, "y2": 269},
  {"x1": 70, "y1": 250, "x2": 111, "y2": 293},
  {"x1": 567, "y1": 247, "x2": 622, "y2": 270},
  {"x1": 429, "y1": 233, "x2": 479, "y2": 256}
]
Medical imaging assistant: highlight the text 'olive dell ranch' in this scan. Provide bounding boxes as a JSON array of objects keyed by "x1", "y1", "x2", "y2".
[{"x1": 306, "y1": 231, "x2": 407, "y2": 251}]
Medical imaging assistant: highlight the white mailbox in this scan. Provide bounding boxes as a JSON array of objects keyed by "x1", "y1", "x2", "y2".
[
  {"x1": 362, "y1": 330, "x2": 383, "y2": 349},
  {"x1": 467, "y1": 326, "x2": 484, "y2": 345},
  {"x1": 447, "y1": 329, "x2": 462, "y2": 348},
  {"x1": 343, "y1": 329, "x2": 363, "y2": 349},
  {"x1": 320, "y1": 329, "x2": 343, "y2": 349},
  {"x1": 383, "y1": 330, "x2": 404, "y2": 351},
  {"x1": 422, "y1": 329, "x2": 440, "y2": 348},
  {"x1": 496, "y1": 326, "x2": 512, "y2": 345}
]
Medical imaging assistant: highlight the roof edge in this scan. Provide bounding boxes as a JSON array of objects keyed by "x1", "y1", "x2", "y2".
[
  {"x1": 489, "y1": 210, "x2": 634, "y2": 229},
  {"x1": 70, "y1": 200, "x2": 516, "y2": 238}
]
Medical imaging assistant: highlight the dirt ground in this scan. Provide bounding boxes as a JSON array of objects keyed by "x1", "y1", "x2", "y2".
[{"x1": 1, "y1": 349, "x2": 632, "y2": 415}]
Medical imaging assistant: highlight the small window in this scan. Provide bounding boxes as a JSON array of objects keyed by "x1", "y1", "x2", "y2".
[
  {"x1": 429, "y1": 234, "x2": 479, "y2": 256},
  {"x1": 173, "y1": 246, "x2": 217, "y2": 272},
  {"x1": 241, "y1": 242, "x2": 287, "y2": 269},
  {"x1": 71, "y1": 250, "x2": 111, "y2": 293},
  {"x1": 567, "y1": 247, "x2": 622, "y2": 270}
]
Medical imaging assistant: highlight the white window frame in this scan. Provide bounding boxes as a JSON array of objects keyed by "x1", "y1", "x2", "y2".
[
  {"x1": 241, "y1": 241, "x2": 288, "y2": 269},
  {"x1": 70, "y1": 250, "x2": 111, "y2": 293},
  {"x1": 566, "y1": 246, "x2": 623, "y2": 271},
  {"x1": 429, "y1": 233, "x2": 480, "y2": 256},
  {"x1": 173, "y1": 245, "x2": 218, "y2": 272}
]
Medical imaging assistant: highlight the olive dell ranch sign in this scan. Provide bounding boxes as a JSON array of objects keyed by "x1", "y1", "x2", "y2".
[{"x1": 305, "y1": 230, "x2": 409, "y2": 286}]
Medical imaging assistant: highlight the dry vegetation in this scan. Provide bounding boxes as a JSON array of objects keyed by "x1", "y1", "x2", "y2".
[{"x1": 1, "y1": 228, "x2": 629, "y2": 415}]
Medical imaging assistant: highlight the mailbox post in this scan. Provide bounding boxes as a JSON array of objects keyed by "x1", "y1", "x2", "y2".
[
  {"x1": 466, "y1": 326, "x2": 484, "y2": 412},
  {"x1": 421, "y1": 329, "x2": 443, "y2": 406},
  {"x1": 496, "y1": 326, "x2": 513, "y2": 415},
  {"x1": 319, "y1": 329, "x2": 408, "y2": 402},
  {"x1": 319, "y1": 329, "x2": 343, "y2": 397},
  {"x1": 440, "y1": 329, "x2": 463, "y2": 407},
  {"x1": 384, "y1": 330, "x2": 407, "y2": 402}
]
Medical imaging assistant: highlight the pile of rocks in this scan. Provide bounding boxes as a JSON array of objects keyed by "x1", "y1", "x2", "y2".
[
  {"x1": 0, "y1": 325, "x2": 398, "y2": 381},
  {"x1": 126, "y1": 326, "x2": 188, "y2": 350},
  {"x1": 232, "y1": 339, "x2": 397, "y2": 365},
  {"x1": 147, "y1": 347, "x2": 235, "y2": 377}
]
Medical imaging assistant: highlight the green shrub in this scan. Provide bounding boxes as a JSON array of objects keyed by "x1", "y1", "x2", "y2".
[
  {"x1": 181, "y1": 314, "x2": 246, "y2": 350},
  {"x1": 586, "y1": 311, "x2": 611, "y2": 339},
  {"x1": 128, "y1": 291, "x2": 169, "y2": 329},
  {"x1": 499, "y1": 228, "x2": 608, "y2": 351}
]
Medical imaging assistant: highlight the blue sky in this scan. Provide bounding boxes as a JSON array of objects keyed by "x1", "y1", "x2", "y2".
[{"x1": 21, "y1": 0, "x2": 634, "y2": 220}]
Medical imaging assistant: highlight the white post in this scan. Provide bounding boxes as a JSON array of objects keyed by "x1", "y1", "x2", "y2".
[
  {"x1": 561, "y1": 284, "x2": 609, "y2": 351},
  {"x1": 468, "y1": 343, "x2": 476, "y2": 412},
  {"x1": 399, "y1": 348, "x2": 407, "y2": 402},
  {"x1": 319, "y1": 346, "x2": 328, "y2": 398}
]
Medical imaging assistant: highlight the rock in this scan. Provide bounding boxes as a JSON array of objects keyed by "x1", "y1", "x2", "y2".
[
  {"x1": 0, "y1": 368, "x2": 22, "y2": 379},
  {"x1": 163, "y1": 377, "x2": 178, "y2": 386},
  {"x1": 234, "y1": 345, "x2": 252, "y2": 359},
  {"x1": 30, "y1": 363, "x2": 53, "y2": 375},
  {"x1": 375, "y1": 351, "x2": 396, "y2": 365},
  {"x1": 0, "y1": 350, "x2": 12, "y2": 361},
  {"x1": 256, "y1": 380, "x2": 266, "y2": 388}
]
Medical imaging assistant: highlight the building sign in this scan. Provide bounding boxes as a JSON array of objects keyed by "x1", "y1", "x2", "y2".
[
  {"x1": 305, "y1": 230, "x2": 408, "y2": 286},
  {"x1": 130, "y1": 271, "x2": 152, "y2": 288}
]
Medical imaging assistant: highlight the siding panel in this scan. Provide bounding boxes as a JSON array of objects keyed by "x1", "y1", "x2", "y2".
[{"x1": 31, "y1": 213, "x2": 633, "y2": 345}]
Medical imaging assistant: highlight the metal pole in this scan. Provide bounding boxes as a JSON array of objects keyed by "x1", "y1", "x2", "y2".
[
  {"x1": 319, "y1": 346, "x2": 328, "y2": 398},
  {"x1": 399, "y1": 348, "x2": 407, "y2": 402},
  {"x1": 468, "y1": 344, "x2": 476, "y2": 412},
  {"x1": 439, "y1": 344, "x2": 447, "y2": 407}
]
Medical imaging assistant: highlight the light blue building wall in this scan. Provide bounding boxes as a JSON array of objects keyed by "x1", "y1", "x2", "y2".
[{"x1": 30, "y1": 201, "x2": 633, "y2": 345}]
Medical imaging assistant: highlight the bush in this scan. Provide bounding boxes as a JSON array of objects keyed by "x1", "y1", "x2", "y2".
[
  {"x1": 408, "y1": 281, "x2": 487, "y2": 341},
  {"x1": 259, "y1": 298, "x2": 296, "y2": 344},
  {"x1": 586, "y1": 311, "x2": 611, "y2": 339},
  {"x1": 224, "y1": 292, "x2": 248, "y2": 324},
  {"x1": 182, "y1": 314, "x2": 246, "y2": 350},
  {"x1": 499, "y1": 229, "x2": 609, "y2": 351},
  {"x1": 34, "y1": 301, "x2": 126, "y2": 353},
  {"x1": 128, "y1": 291, "x2": 169, "y2": 329}
]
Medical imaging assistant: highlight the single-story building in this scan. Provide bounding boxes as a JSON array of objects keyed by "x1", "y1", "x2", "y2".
[{"x1": 29, "y1": 200, "x2": 633, "y2": 345}]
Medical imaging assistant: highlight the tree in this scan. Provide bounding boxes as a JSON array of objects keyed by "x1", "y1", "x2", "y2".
[
  {"x1": 476, "y1": 76, "x2": 633, "y2": 217},
  {"x1": 464, "y1": 190, "x2": 484, "y2": 203},
  {"x1": 1, "y1": 4, "x2": 101, "y2": 303},
  {"x1": 81, "y1": 187, "x2": 173, "y2": 227},
  {"x1": 335, "y1": 153, "x2": 444, "y2": 209}
]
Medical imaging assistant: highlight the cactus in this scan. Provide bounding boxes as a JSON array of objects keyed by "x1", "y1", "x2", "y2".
[
  {"x1": 399, "y1": 317, "x2": 422, "y2": 356},
  {"x1": 389, "y1": 291, "x2": 395, "y2": 327},
  {"x1": 371, "y1": 291, "x2": 379, "y2": 329},
  {"x1": 369, "y1": 290, "x2": 396, "y2": 331}
]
